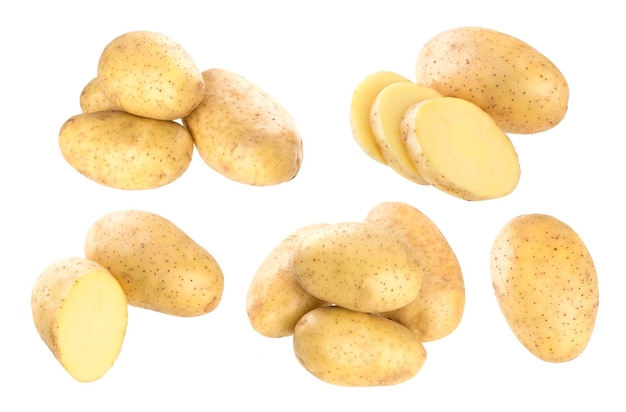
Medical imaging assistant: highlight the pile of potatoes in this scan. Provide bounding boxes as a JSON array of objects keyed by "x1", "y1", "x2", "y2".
[
  {"x1": 60, "y1": 30, "x2": 303, "y2": 189},
  {"x1": 31, "y1": 210, "x2": 224, "y2": 382},
  {"x1": 350, "y1": 26, "x2": 570, "y2": 201},
  {"x1": 246, "y1": 201, "x2": 466, "y2": 386}
]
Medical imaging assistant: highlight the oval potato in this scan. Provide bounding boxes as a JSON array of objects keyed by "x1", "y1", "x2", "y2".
[
  {"x1": 79, "y1": 77, "x2": 119, "y2": 113},
  {"x1": 490, "y1": 213, "x2": 599, "y2": 362}
]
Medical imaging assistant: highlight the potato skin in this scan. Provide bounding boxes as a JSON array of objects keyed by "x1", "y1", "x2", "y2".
[
  {"x1": 293, "y1": 306, "x2": 426, "y2": 386},
  {"x1": 84, "y1": 210, "x2": 224, "y2": 317},
  {"x1": 415, "y1": 26, "x2": 569, "y2": 134},
  {"x1": 490, "y1": 214, "x2": 599, "y2": 362},
  {"x1": 58, "y1": 110, "x2": 193, "y2": 190},
  {"x1": 183, "y1": 68, "x2": 303, "y2": 186},
  {"x1": 79, "y1": 77, "x2": 119, "y2": 113}
]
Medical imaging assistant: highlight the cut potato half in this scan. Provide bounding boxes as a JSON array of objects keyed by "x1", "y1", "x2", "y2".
[
  {"x1": 370, "y1": 82, "x2": 442, "y2": 185},
  {"x1": 31, "y1": 257, "x2": 128, "y2": 382},
  {"x1": 401, "y1": 97, "x2": 520, "y2": 200},
  {"x1": 350, "y1": 71, "x2": 410, "y2": 164}
]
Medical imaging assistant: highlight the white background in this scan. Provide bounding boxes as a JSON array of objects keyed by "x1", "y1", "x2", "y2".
[{"x1": 2, "y1": 1, "x2": 623, "y2": 410}]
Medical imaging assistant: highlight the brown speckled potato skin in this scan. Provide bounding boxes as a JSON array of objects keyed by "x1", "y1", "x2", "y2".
[
  {"x1": 490, "y1": 214, "x2": 599, "y2": 362},
  {"x1": 415, "y1": 26, "x2": 569, "y2": 134},
  {"x1": 84, "y1": 210, "x2": 224, "y2": 317},
  {"x1": 293, "y1": 306, "x2": 427, "y2": 386}
]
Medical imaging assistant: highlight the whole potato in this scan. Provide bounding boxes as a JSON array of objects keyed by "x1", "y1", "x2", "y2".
[
  {"x1": 293, "y1": 306, "x2": 427, "y2": 386},
  {"x1": 84, "y1": 210, "x2": 224, "y2": 317},
  {"x1": 246, "y1": 224, "x2": 328, "y2": 338},
  {"x1": 490, "y1": 213, "x2": 599, "y2": 362},
  {"x1": 79, "y1": 77, "x2": 119, "y2": 113},
  {"x1": 97, "y1": 30, "x2": 205, "y2": 120},
  {"x1": 415, "y1": 26, "x2": 569, "y2": 134},
  {"x1": 183, "y1": 68, "x2": 303, "y2": 186},
  {"x1": 365, "y1": 202, "x2": 465, "y2": 342},
  {"x1": 58, "y1": 110, "x2": 193, "y2": 190},
  {"x1": 290, "y1": 221, "x2": 422, "y2": 313}
]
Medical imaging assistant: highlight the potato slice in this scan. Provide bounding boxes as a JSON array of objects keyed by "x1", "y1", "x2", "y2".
[
  {"x1": 401, "y1": 97, "x2": 520, "y2": 200},
  {"x1": 370, "y1": 82, "x2": 442, "y2": 185},
  {"x1": 31, "y1": 257, "x2": 128, "y2": 382},
  {"x1": 349, "y1": 71, "x2": 410, "y2": 164}
]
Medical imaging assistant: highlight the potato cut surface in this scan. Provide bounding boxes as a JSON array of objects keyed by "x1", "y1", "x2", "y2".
[
  {"x1": 370, "y1": 82, "x2": 441, "y2": 184},
  {"x1": 401, "y1": 97, "x2": 520, "y2": 200},
  {"x1": 350, "y1": 71, "x2": 410, "y2": 164}
]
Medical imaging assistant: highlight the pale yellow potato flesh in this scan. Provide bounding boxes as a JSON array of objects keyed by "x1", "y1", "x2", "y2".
[
  {"x1": 31, "y1": 257, "x2": 128, "y2": 382},
  {"x1": 401, "y1": 97, "x2": 520, "y2": 200},
  {"x1": 370, "y1": 82, "x2": 442, "y2": 185},
  {"x1": 491, "y1": 214, "x2": 599, "y2": 362},
  {"x1": 349, "y1": 71, "x2": 410, "y2": 164}
]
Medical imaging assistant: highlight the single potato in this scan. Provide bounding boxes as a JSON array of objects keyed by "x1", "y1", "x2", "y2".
[
  {"x1": 84, "y1": 210, "x2": 224, "y2": 317},
  {"x1": 293, "y1": 306, "x2": 427, "y2": 386},
  {"x1": 79, "y1": 77, "x2": 119, "y2": 113},
  {"x1": 183, "y1": 68, "x2": 303, "y2": 186},
  {"x1": 31, "y1": 257, "x2": 128, "y2": 383},
  {"x1": 58, "y1": 110, "x2": 193, "y2": 190},
  {"x1": 349, "y1": 71, "x2": 411, "y2": 164},
  {"x1": 246, "y1": 224, "x2": 328, "y2": 338},
  {"x1": 491, "y1": 213, "x2": 599, "y2": 362},
  {"x1": 97, "y1": 30, "x2": 205, "y2": 120},
  {"x1": 415, "y1": 26, "x2": 569, "y2": 134},
  {"x1": 290, "y1": 221, "x2": 422, "y2": 313},
  {"x1": 400, "y1": 97, "x2": 520, "y2": 200},
  {"x1": 365, "y1": 202, "x2": 465, "y2": 342}
]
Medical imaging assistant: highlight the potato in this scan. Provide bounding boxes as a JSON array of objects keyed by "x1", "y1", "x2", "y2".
[
  {"x1": 293, "y1": 306, "x2": 427, "y2": 386},
  {"x1": 370, "y1": 82, "x2": 441, "y2": 185},
  {"x1": 84, "y1": 210, "x2": 224, "y2": 317},
  {"x1": 415, "y1": 26, "x2": 569, "y2": 134},
  {"x1": 400, "y1": 97, "x2": 521, "y2": 200},
  {"x1": 290, "y1": 221, "x2": 422, "y2": 313},
  {"x1": 246, "y1": 224, "x2": 328, "y2": 338},
  {"x1": 79, "y1": 77, "x2": 119, "y2": 113},
  {"x1": 58, "y1": 110, "x2": 193, "y2": 190},
  {"x1": 365, "y1": 202, "x2": 465, "y2": 342},
  {"x1": 349, "y1": 71, "x2": 411, "y2": 164},
  {"x1": 31, "y1": 257, "x2": 128, "y2": 382},
  {"x1": 183, "y1": 68, "x2": 303, "y2": 186},
  {"x1": 97, "y1": 30, "x2": 205, "y2": 120},
  {"x1": 490, "y1": 213, "x2": 599, "y2": 362}
]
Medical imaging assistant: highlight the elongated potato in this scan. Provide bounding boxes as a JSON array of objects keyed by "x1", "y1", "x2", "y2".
[
  {"x1": 84, "y1": 210, "x2": 224, "y2": 317},
  {"x1": 58, "y1": 110, "x2": 193, "y2": 190},
  {"x1": 291, "y1": 221, "x2": 422, "y2": 313},
  {"x1": 31, "y1": 257, "x2": 128, "y2": 382},
  {"x1": 349, "y1": 71, "x2": 411, "y2": 164},
  {"x1": 246, "y1": 224, "x2": 328, "y2": 338},
  {"x1": 401, "y1": 97, "x2": 520, "y2": 200},
  {"x1": 293, "y1": 306, "x2": 427, "y2": 386},
  {"x1": 79, "y1": 77, "x2": 119, "y2": 113},
  {"x1": 415, "y1": 26, "x2": 569, "y2": 134},
  {"x1": 370, "y1": 82, "x2": 441, "y2": 185},
  {"x1": 183, "y1": 68, "x2": 303, "y2": 186},
  {"x1": 491, "y1": 214, "x2": 599, "y2": 362},
  {"x1": 365, "y1": 202, "x2": 465, "y2": 342}
]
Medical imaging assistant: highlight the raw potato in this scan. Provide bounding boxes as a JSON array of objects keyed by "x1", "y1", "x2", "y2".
[
  {"x1": 415, "y1": 26, "x2": 569, "y2": 134},
  {"x1": 58, "y1": 110, "x2": 194, "y2": 190},
  {"x1": 79, "y1": 77, "x2": 119, "y2": 113},
  {"x1": 291, "y1": 221, "x2": 422, "y2": 313},
  {"x1": 84, "y1": 210, "x2": 224, "y2": 317},
  {"x1": 365, "y1": 202, "x2": 465, "y2": 342},
  {"x1": 490, "y1": 214, "x2": 599, "y2": 362},
  {"x1": 31, "y1": 257, "x2": 128, "y2": 383},
  {"x1": 246, "y1": 224, "x2": 328, "y2": 338},
  {"x1": 293, "y1": 306, "x2": 427, "y2": 386},
  {"x1": 370, "y1": 82, "x2": 442, "y2": 185},
  {"x1": 349, "y1": 71, "x2": 411, "y2": 164},
  {"x1": 97, "y1": 30, "x2": 205, "y2": 120},
  {"x1": 401, "y1": 97, "x2": 520, "y2": 200},
  {"x1": 183, "y1": 68, "x2": 303, "y2": 186}
]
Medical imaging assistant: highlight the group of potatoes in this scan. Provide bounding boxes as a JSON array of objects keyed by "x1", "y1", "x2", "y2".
[
  {"x1": 59, "y1": 30, "x2": 303, "y2": 189},
  {"x1": 350, "y1": 26, "x2": 570, "y2": 200}
]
